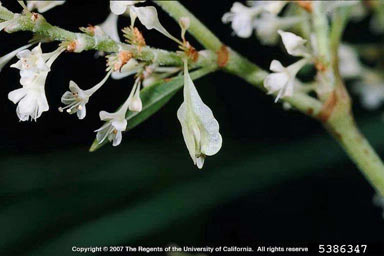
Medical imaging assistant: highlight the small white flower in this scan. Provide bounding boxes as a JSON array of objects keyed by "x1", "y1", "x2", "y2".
[
  {"x1": 8, "y1": 45, "x2": 64, "y2": 121},
  {"x1": 98, "y1": 13, "x2": 120, "y2": 42},
  {"x1": 8, "y1": 71, "x2": 49, "y2": 121},
  {"x1": 247, "y1": 1, "x2": 287, "y2": 15},
  {"x1": 254, "y1": 14, "x2": 303, "y2": 45},
  {"x1": 177, "y1": 60, "x2": 222, "y2": 169},
  {"x1": 72, "y1": 35, "x2": 87, "y2": 53},
  {"x1": 338, "y1": 44, "x2": 362, "y2": 79},
  {"x1": 0, "y1": 44, "x2": 32, "y2": 72},
  {"x1": 10, "y1": 44, "x2": 50, "y2": 83},
  {"x1": 96, "y1": 110, "x2": 128, "y2": 147},
  {"x1": 278, "y1": 30, "x2": 310, "y2": 57},
  {"x1": 109, "y1": 0, "x2": 143, "y2": 16},
  {"x1": 264, "y1": 59, "x2": 308, "y2": 102},
  {"x1": 111, "y1": 58, "x2": 140, "y2": 80},
  {"x1": 131, "y1": 6, "x2": 180, "y2": 43},
  {"x1": 27, "y1": 1, "x2": 65, "y2": 13},
  {"x1": 179, "y1": 17, "x2": 190, "y2": 31},
  {"x1": 95, "y1": 77, "x2": 143, "y2": 146},
  {"x1": 223, "y1": 1, "x2": 288, "y2": 39},
  {"x1": 222, "y1": 2, "x2": 260, "y2": 38},
  {"x1": 59, "y1": 70, "x2": 112, "y2": 119},
  {"x1": 127, "y1": 77, "x2": 142, "y2": 112},
  {"x1": 352, "y1": 71, "x2": 384, "y2": 110}
]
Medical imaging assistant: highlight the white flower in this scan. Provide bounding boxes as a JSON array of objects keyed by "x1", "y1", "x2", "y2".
[
  {"x1": 109, "y1": 0, "x2": 143, "y2": 16},
  {"x1": 127, "y1": 77, "x2": 142, "y2": 112},
  {"x1": 59, "y1": 70, "x2": 112, "y2": 119},
  {"x1": 27, "y1": 1, "x2": 65, "y2": 13},
  {"x1": 352, "y1": 71, "x2": 384, "y2": 110},
  {"x1": 8, "y1": 45, "x2": 63, "y2": 121},
  {"x1": 95, "y1": 77, "x2": 142, "y2": 146},
  {"x1": 96, "y1": 110, "x2": 127, "y2": 147},
  {"x1": 177, "y1": 60, "x2": 222, "y2": 169},
  {"x1": 111, "y1": 58, "x2": 140, "y2": 80},
  {"x1": 8, "y1": 71, "x2": 49, "y2": 121},
  {"x1": 264, "y1": 59, "x2": 308, "y2": 102},
  {"x1": 222, "y1": 2, "x2": 260, "y2": 38},
  {"x1": 0, "y1": 44, "x2": 32, "y2": 72},
  {"x1": 131, "y1": 6, "x2": 180, "y2": 43},
  {"x1": 278, "y1": 30, "x2": 310, "y2": 57},
  {"x1": 222, "y1": 1, "x2": 288, "y2": 38},
  {"x1": 254, "y1": 14, "x2": 303, "y2": 45},
  {"x1": 10, "y1": 44, "x2": 50, "y2": 84},
  {"x1": 247, "y1": 1, "x2": 287, "y2": 15},
  {"x1": 338, "y1": 44, "x2": 362, "y2": 79},
  {"x1": 98, "y1": 13, "x2": 120, "y2": 42}
]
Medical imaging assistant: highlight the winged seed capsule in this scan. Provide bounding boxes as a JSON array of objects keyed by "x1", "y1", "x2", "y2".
[{"x1": 177, "y1": 60, "x2": 222, "y2": 169}]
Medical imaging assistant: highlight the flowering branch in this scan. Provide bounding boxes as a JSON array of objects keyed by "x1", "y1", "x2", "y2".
[
  {"x1": 1, "y1": 1, "x2": 384, "y2": 196},
  {"x1": 0, "y1": 4, "x2": 216, "y2": 68},
  {"x1": 155, "y1": 1, "x2": 323, "y2": 116},
  {"x1": 156, "y1": 1, "x2": 384, "y2": 196}
]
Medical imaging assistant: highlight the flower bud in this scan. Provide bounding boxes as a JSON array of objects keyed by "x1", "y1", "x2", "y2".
[
  {"x1": 129, "y1": 93, "x2": 142, "y2": 112},
  {"x1": 179, "y1": 17, "x2": 190, "y2": 31}
]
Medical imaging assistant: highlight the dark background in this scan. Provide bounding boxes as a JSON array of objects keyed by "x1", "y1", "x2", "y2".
[{"x1": 0, "y1": 1, "x2": 383, "y2": 255}]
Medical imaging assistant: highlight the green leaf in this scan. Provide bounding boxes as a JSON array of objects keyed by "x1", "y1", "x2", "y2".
[{"x1": 89, "y1": 67, "x2": 215, "y2": 152}]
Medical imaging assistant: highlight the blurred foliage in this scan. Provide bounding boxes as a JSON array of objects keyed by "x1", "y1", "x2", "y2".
[{"x1": 1, "y1": 116, "x2": 384, "y2": 255}]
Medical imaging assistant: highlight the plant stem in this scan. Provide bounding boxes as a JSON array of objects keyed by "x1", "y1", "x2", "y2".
[
  {"x1": 326, "y1": 114, "x2": 384, "y2": 196},
  {"x1": 155, "y1": 1, "x2": 223, "y2": 51},
  {"x1": 0, "y1": 5, "x2": 215, "y2": 68}
]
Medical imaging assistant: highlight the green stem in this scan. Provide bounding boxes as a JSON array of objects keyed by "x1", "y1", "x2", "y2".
[
  {"x1": 326, "y1": 114, "x2": 384, "y2": 196},
  {"x1": 0, "y1": 5, "x2": 215, "y2": 68},
  {"x1": 155, "y1": 1, "x2": 223, "y2": 51},
  {"x1": 312, "y1": 1, "x2": 331, "y2": 66}
]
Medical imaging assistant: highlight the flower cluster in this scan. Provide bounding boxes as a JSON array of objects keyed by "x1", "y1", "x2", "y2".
[
  {"x1": 264, "y1": 30, "x2": 312, "y2": 102},
  {"x1": 8, "y1": 44, "x2": 64, "y2": 121},
  {"x1": 0, "y1": 0, "x2": 222, "y2": 168},
  {"x1": 222, "y1": 1, "x2": 303, "y2": 45}
]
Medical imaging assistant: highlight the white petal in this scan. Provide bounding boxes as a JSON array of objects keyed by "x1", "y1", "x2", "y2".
[
  {"x1": 270, "y1": 60, "x2": 285, "y2": 72},
  {"x1": 112, "y1": 119, "x2": 127, "y2": 132},
  {"x1": 177, "y1": 103, "x2": 197, "y2": 163},
  {"x1": 0, "y1": 44, "x2": 32, "y2": 72},
  {"x1": 8, "y1": 88, "x2": 27, "y2": 104},
  {"x1": 338, "y1": 44, "x2": 362, "y2": 79},
  {"x1": 27, "y1": 1, "x2": 65, "y2": 13},
  {"x1": 112, "y1": 131, "x2": 123, "y2": 146},
  {"x1": 111, "y1": 59, "x2": 139, "y2": 80},
  {"x1": 77, "y1": 104, "x2": 87, "y2": 120},
  {"x1": 264, "y1": 72, "x2": 289, "y2": 94},
  {"x1": 278, "y1": 30, "x2": 308, "y2": 57},
  {"x1": 61, "y1": 91, "x2": 75, "y2": 104},
  {"x1": 99, "y1": 110, "x2": 117, "y2": 121},
  {"x1": 196, "y1": 156, "x2": 205, "y2": 169},
  {"x1": 180, "y1": 64, "x2": 223, "y2": 159},
  {"x1": 131, "y1": 6, "x2": 177, "y2": 41},
  {"x1": 109, "y1": 1, "x2": 128, "y2": 15},
  {"x1": 231, "y1": 15, "x2": 254, "y2": 38},
  {"x1": 99, "y1": 13, "x2": 121, "y2": 42}
]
